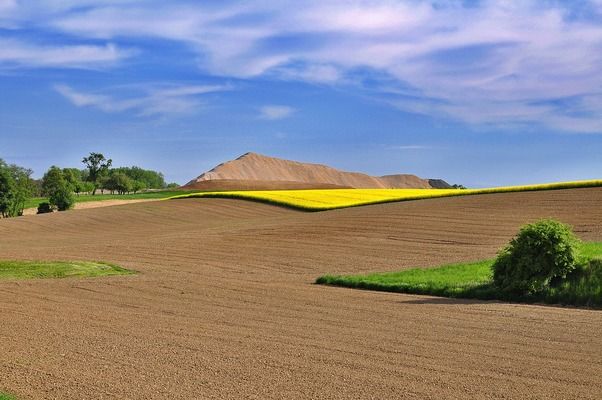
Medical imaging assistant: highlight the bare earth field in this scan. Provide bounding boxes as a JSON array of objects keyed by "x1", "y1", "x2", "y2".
[{"x1": 1, "y1": 188, "x2": 601, "y2": 399}]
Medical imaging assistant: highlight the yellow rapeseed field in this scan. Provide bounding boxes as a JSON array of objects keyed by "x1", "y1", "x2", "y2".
[{"x1": 171, "y1": 179, "x2": 602, "y2": 211}]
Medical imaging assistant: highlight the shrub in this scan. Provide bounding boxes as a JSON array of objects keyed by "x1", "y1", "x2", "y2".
[
  {"x1": 37, "y1": 202, "x2": 54, "y2": 214},
  {"x1": 492, "y1": 219, "x2": 582, "y2": 294},
  {"x1": 42, "y1": 166, "x2": 75, "y2": 211},
  {"x1": 50, "y1": 185, "x2": 75, "y2": 211}
]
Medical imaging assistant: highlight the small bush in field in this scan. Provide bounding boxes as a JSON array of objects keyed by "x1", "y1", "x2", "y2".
[
  {"x1": 492, "y1": 219, "x2": 582, "y2": 294},
  {"x1": 37, "y1": 202, "x2": 53, "y2": 214}
]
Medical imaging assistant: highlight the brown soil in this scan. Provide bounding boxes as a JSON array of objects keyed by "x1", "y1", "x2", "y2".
[
  {"x1": 1, "y1": 188, "x2": 601, "y2": 399},
  {"x1": 181, "y1": 179, "x2": 350, "y2": 191},
  {"x1": 186, "y1": 152, "x2": 434, "y2": 189}
]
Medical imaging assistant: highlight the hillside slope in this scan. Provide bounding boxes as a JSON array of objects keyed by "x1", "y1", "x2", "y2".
[{"x1": 184, "y1": 152, "x2": 441, "y2": 189}]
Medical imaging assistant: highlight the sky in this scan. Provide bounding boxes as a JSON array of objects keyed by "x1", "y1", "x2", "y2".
[{"x1": 1, "y1": 0, "x2": 601, "y2": 187}]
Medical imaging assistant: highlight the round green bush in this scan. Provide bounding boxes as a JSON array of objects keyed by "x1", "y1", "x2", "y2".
[
  {"x1": 50, "y1": 185, "x2": 75, "y2": 211},
  {"x1": 37, "y1": 202, "x2": 53, "y2": 214},
  {"x1": 492, "y1": 219, "x2": 582, "y2": 294}
]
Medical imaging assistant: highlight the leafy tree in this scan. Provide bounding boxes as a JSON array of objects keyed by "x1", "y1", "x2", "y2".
[
  {"x1": 80, "y1": 181, "x2": 95, "y2": 194},
  {"x1": 131, "y1": 180, "x2": 146, "y2": 193},
  {"x1": 82, "y1": 152, "x2": 112, "y2": 195},
  {"x1": 52, "y1": 185, "x2": 76, "y2": 211},
  {"x1": 104, "y1": 172, "x2": 132, "y2": 194},
  {"x1": 113, "y1": 173, "x2": 132, "y2": 194},
  {"x1": 63, "y1": 168, "x2": 85, "y2": 195},
  {"x1": 42, "y1": 166, "x2": 75, "y2": 211},
  {"x1": 166, "y1": 182, "x2": 179, "y2": 188},
  {"x1": 0, "y1": 163, "x2": 15, "y2": 218},
  {"x1": 111, "y1": 166, "x2": 166, "y2": 189},
  {"x1": 9, "y1": 164, "x2": 35, "y2": 216},
  {"x1": 0, "y1": 159, "x2": 34, "y2": 218}
]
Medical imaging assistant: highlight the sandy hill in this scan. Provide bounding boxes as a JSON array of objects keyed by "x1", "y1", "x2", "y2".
[{"x1": 183, "y1": 152, "x2": 447, "y2": 190}]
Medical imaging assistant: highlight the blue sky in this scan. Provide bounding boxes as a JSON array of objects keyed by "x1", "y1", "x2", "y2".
[{"x1": 1, "y1": 0, "x2": 601, "y2": 187}]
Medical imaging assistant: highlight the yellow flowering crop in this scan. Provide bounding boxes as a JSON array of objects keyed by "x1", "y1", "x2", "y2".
[{"x1": 171, "y1": 179, "x2": 602, "y2": 211}]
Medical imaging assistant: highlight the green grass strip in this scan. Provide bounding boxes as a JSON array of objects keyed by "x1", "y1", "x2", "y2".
[
  {"x1": 0, "y1": 261, "x2": 135, "y2": 280},
  {"x1": 316, "y1": 242, "x2": 602, "y2": 308},
  {"x1": 0, "y1": 393, "x2": 16, "y2": 400},
  {"x1": 171, "y1": 179, "x2": 602, "y2": 212},
  {"x1": 24, "y1": 189, "x2": 199, "y2": 210}
]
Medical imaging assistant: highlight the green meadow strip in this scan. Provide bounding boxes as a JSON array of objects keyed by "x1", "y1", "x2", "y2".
[
  {"x1": 24, "y1": 189, "x2": 199, "y2": 210},
  {"x1": 0, "y1": 261, "x2": 135, "y2": 280},
  {"x1": 316, "y1": 242, "x2": 602, "y2": 308}
]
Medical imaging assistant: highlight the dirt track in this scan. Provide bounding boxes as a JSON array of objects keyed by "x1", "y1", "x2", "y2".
[
  {"x1": 1, "y1": 188, "x2": 601, "y2": 399},
  {"x1": 22, "y1": 199, "x2": 159, "y2": 216}
]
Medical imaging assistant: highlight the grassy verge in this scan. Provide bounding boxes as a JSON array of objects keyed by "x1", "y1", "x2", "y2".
[
  {"x1": 24, "y1": 190, "x2": 197, "y2": 210},
  {"x1": 0, "y1": 261, "x2": 134, "y2": 280},
  {"x1": 171, "y1": 179, "x2": 602, "y2": 212},
  {"x1": 0, "y1": 393, "x2": 16, "y2": 400},
  {"x1": 316, "y1": 242, "x2": 602, "y2": 307}
]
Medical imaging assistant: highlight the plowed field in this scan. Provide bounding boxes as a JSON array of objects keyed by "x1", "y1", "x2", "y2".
[{"x1": 1, "y1": 188, "x2": 601, "y2": 399}]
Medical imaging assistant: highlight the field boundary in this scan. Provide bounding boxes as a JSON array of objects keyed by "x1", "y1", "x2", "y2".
[
  {"x1": 170, "y1": 179, "x2": 602, "y2": 211},
  {"x1": 316, "y1": 242, "x2": 602, "y2": 308}
]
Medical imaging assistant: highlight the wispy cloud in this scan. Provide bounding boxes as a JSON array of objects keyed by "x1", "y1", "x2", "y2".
[
  {"x1": 387, "y1": 145, "x2": 432, "y2": 150},
  {"x1": 259, "y1": 105, "x2": 295, "y2": 120},
  {"x1": 5, "y1": 1, "x2": 602, "y2": 132},
  {"x1": 54, "y1": 83, "x2": 230, "y2": 116},
  {"x1": 0, "y1": 39, "x2": 133, "y2": 69}
]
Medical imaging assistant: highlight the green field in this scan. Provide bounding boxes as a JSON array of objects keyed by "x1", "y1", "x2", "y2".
[
  {"x1": 24, "y1": 190, "x2": 196, "y2": 210},
  {"x1": 0, "y1": 393, "x2": 16, "y2": 400},
  {"x1": 0, "y1": 261, "x2": 134, "y2": 280},
  {"x1": 317, "y1": 242, "x2": 602, "y2": 307},
  {"x1": 172, "y1": 179, "x2": 602, "y2": 211}
]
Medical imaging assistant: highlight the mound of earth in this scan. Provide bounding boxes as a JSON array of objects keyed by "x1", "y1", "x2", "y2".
[
  {"x1": 183, "y1": 179, "x2": 348, "y2": 191},
  {"x1": 183, "y1": 152, "x2": 447, "y2": 190}
]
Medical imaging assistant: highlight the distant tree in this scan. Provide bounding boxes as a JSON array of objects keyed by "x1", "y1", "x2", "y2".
[
  {"x1": 31, "y1": 179, "x2": 43, "y2": 197},
  {"x1": 452, "y1": 184, "x2": 467, "y2": 190},
  {"x1": 63, "y1": 168, "x2": 85, "y2": 195},
  {"x1": 111, "y1": 166, "x2": 166, "y2": 189},
  {"x1": 0, "y1": 159, "x2": 34, "y2": 218},
  {"x1": 42, "y1": 166, "x2": 75, "y2": 211},
  {"x1": 0, "y1": 163, "x2": 15, "y2": 218},
  {"x1": 80, "y1": 181, "x2": 95, "y2": 194},
  {"x1": 9, "y1": 164, "x2": 35, "y2": 216},
  {"x1": 166, "y1": 182, "x2": 179, "y2": 189},
  {"x1": 104, "y1": 172, "x2": 132, "y2": 195},
  {"x1": 131, "y1": 180, "x2": 146, "y2": 194},
  {"x1": 113, "y1": 173, "x2": 132, "y2": 194},
  {"x1": 82, "y1": 152, "x2": 112, "y2": 195}
]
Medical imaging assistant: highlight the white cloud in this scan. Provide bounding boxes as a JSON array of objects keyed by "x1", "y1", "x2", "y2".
[
  {"x1": 5, "y1": 1, "x2": 602, "y2": 132},
  {"x1": 0, "y1": 39, "x2": 133, "y2": 68},
  {"x1": 0, "y1": 0, "x2": 16, "y2": 11},
  {"x1": 259, "y1": 105, "x2": 295, "y2": 120},
  {"x1": 54, "y1": 83, "x2": 230, "y2": 116}
]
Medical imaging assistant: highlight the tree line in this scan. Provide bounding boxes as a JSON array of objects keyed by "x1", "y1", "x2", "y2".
[{"x1": 0, "y1": 152, "x2": 178, "y2": 217}]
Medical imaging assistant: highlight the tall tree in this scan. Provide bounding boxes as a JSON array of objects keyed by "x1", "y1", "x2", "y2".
[
  {"x1": 0, "y1": 162, "x2": 15, "y2": 218},
  {"x1": 63, "y1": 168, "x2": 85, "y2": 195},
  {"x1": 82, "y1": 152, "x2": 112, "y2": 195},
  {"x1": 0, "y1": 159, "x2": 34, "y2": 218}
]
